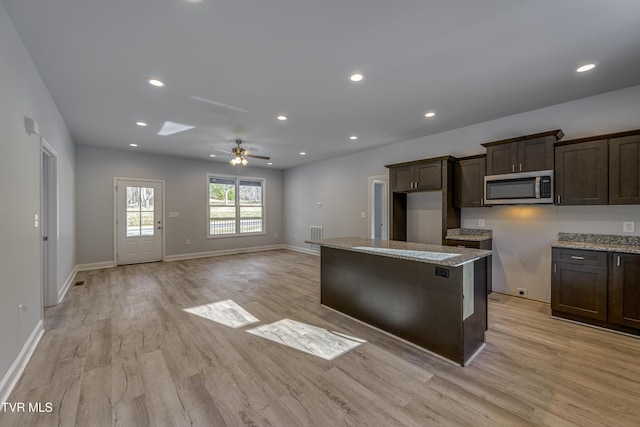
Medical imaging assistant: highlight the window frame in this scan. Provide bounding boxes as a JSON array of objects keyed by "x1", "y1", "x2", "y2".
[{"x1": 206, "y1": 173, "x2": 266, "y2": 239}]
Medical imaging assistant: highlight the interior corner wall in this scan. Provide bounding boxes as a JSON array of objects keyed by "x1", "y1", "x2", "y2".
[
  {"x1": 284, "y1": 84, "x2": 640, "y2": 302},
  {"x1": 74, "y1": 145, "x2": 284, "y2": 265},
  {"x1": 0, "y1": 2, "x2": 76, "y2": 393}
]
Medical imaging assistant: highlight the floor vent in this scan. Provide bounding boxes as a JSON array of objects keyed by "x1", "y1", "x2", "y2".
[
  {"x1": 309, "y1": 225, "x2": 323, "y2": 250},
  {"x1": 74, "y1": 280, "x2": 86, "y2": 286}
]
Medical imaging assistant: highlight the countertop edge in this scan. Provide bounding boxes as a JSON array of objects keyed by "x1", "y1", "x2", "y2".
[
  {"x1": 552, "y1": 241, "x2": 640, "y2": 255},
  {"x1": 306, "y1": 238, "x2": 491, "y2": 267}
]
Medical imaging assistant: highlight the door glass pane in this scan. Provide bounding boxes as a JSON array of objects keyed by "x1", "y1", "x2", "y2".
[
  {"x1": 126, "y1": 186, "x2": 155, "y2": 237},
  {"x1": 127, "y1": 212, "x2": 141, "y2": 237},
  {"x1": 127, "y1": 187, "x2": 141, "y2": 209}
]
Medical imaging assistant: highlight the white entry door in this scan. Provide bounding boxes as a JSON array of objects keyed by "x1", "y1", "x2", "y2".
[{"x1": 116, "y1": 179, "x2": 163, "y2": 265}]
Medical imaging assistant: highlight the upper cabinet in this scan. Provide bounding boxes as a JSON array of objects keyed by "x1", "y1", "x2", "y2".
[
  {"x1": 455, "y1": 154, "x2": 486, "y2": 208},
  {"x1": 482, "y1": 129, "x2": 563, "y2": 175},
  {"x1": 555, "y1": 139, "x2": 609, "y2": 205},
  {"x1": 554, "y1": 129, "x2": 640, "y2": 206},
  {"x1": 609, "y1": 133, "x2": 640, "y2": 205},
  {"x1": 388, "y1": 158, "x2": 442, "y2": 192}
]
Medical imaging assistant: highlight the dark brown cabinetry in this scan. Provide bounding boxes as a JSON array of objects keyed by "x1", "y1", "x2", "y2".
[
  {"x1": 554, "y1": 139, "x2": 608, "y2": 205},
  {"x1": 609, "y1": 253, "x2": 640, "y2": 329},
  {"x1": 609, "y1": 134, "x2": 640, "y2": 205},
  {"x1": 551, "y1": 248, "x2": 608, "y2": 321},
  {"x1": 390, "y1": 161, "x2": 441, "y2": 192},
  {"x1": 386, "y1": 156, "x2": 459, "y2": 244},
  {"x1": 455, "y1": 155, "x2": 486, "y2": 208},
  {"x1": 552, "y1": 248, "x2": 640, "y2": 336},
  {"x1": 482, "y1": 130, "x2": 563, "y2": 176},
  {"x1": 554, "y1": 129, "x2": 640, "y2": 206}
]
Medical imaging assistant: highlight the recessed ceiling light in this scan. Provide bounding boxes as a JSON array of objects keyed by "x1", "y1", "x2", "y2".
[
  {"x1": 148, "y1": 78, "x2": 165, "y2": 87},
  {"x1": 350, "y1": 73, "x2": 364, "y2": 82},
  {"x1": 576, "y1": 63, "x2": 598, "y2": 73},
  {"x1": 267, "y1": 162, "x2": 273, "y2": 165},
  {"x1": 277, "y1": 115, "x2": 288, "y2": 121},
  {"x1": 209, "y1": 154, "x2": 216, "y2": 157},
  {"x1": 350, "y1": 136, "x2": 358, "y2": 140},
  {"x1": 186, "y1": 0, "x2": 202, "y2": 3},
  {"x1": 300, "y1": 152, "x2": 306, "y2": 156},
  {"x1": 129, "y1": 143, "x2": 138, "y2": 147},
  {"x1": 134, "y1": 121, "x2": 148, "y2": 127},
  {"x1": 424, "y1": 112, "x2": 436, "y2": 118}
]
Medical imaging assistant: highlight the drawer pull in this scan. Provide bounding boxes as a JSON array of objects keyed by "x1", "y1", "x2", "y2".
[
  {"x1": 570, "y1": 256, "x2": 585, "y2": 260},
  {"x1": 617, "y1": 256, "x2": 621, "y2": 267}
]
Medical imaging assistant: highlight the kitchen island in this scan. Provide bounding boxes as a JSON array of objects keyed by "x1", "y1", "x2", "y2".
[{"x1": 306, "y1": 237, "x2": 491, "y2": 366}]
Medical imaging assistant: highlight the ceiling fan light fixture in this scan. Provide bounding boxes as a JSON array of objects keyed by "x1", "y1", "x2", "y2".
[{"x1": 241, "y1": 158, "x2": 249, "y2": 166}]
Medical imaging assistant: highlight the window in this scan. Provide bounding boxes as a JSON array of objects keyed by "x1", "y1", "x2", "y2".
[
  {"x1": 126, "y1": 186, "x2": 155, "y2": 237},
  {"x1": 208, "y1": 175, "x2": 265, "y2": 237}
]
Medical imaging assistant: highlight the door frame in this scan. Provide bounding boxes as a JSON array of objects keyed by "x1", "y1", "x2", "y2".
[
  {"x1": 41, "y1": 139, "x2": 59, "y2": 307},
  {"x1": 113, "y1": 177, "x2": 166, "y2": 265},
  {"x1": 368, "y1": 175, "x2": 389, "y2": 240}
]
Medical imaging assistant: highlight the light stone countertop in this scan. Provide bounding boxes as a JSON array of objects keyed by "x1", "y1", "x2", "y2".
[
  {"x1": 305, "y1": 236, "x2": 491, "y2": 267},
  {"x1": 552, "y1": 232, "x2": 640, "y2": 255},
  {"x1": 446, "y1": 228, "x2": 493, "y2": 242}
]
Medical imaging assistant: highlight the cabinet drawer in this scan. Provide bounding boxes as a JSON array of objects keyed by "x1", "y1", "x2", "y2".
[
  {"x1": 552, "y1": 248, "x2": 607, "y2": 267},
  {"x1": 445, "y1": 239, "x2": 480, "y2": 249}
]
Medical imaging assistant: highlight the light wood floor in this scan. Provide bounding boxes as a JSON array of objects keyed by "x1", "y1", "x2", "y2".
[{"x1": 2, "y1": 249, "x2": 640, "y2": 426}]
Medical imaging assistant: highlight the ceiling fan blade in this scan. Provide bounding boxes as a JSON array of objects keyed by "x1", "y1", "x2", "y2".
[{"x1": 245, "y1": 154, "x2": 271, "y2": 160}]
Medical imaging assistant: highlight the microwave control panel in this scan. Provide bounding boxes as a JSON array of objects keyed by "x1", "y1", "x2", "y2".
[{"x1": 540, "y1": 176, "x2": 552, "y2": 198}]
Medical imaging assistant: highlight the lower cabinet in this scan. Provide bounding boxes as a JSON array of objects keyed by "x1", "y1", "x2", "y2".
[
  {"x1": 551, "y1": 249, "x2": 608, "y2": 321},
  {"x1": 551, "y1": 248, "x2": 640, "y2": 335},
  {"x1": 609, "y1": 253, "x2": 640, "y2": 328}
]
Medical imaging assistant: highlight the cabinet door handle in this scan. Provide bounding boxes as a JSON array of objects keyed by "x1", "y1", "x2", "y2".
[
  {"x1": 553, "y1": 264, "x2": 557, "y2": 274},
  {"x1": 557, "y1": 195, "x2": 561, "y2": 205},
  {"x1": 481, "y1": 198, "x2": 484, "y2": 206},
  {"x1": 519, "y1": 164, "x2": 522, "y2": 172},
  {"x1": 617, "y1": 256, "x2": 621, "y2": 267},
  {"x1": 570, "y1": 256, "x2": 584, "y2": 260},
  {"x1": 512, "y1": 165, "x2": 515, "y2": 173}
]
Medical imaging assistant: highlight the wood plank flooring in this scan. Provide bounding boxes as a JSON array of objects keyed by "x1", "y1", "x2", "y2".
[{"x1": 2, "y1": 249, "x2": 640, "y2": 426}]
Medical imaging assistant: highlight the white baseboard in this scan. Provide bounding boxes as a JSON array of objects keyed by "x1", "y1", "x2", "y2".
[
  {"x1": 284, "y1": 245, "x2": 320, "y2": 256},
  {"x1": 0, "y1": 320, "x2": 44, "y2": 404},
  {"x1": 164, "y1": 244, "x2": 287, "y2": 262},
  {"x1": 76, "y1": 261, "x2": 115, "y2": 271},
  {"x1": 57, "y1": 266, "x2": 78, "y2": 304}
]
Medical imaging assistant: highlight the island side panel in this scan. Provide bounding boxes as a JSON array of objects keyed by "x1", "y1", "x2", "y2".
[
  {"x1": 463, "y1": 258, "x2": 488, "y2": 364},
  {"x1": 320, "y1": 246, "x2": 464, "y2": 364}
]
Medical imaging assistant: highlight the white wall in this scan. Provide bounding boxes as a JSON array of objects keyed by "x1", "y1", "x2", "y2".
[
  {"x1": 75, "y1": 145, "x2": 284, "y2": 265},
  {"x1": 0, "y1": 2, "x2": 75, "y2": 396},
  {"x1": 284, "y1": 84, "x2": 640, "y2": 302}
]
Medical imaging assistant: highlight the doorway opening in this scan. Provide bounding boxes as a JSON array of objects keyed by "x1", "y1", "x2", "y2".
[
  {"x1": 41, "y1": 140, "x2": 58, "y2": 307},
  {"x1": 368, "y1": 175, "x2": 388, "y2": 240}
]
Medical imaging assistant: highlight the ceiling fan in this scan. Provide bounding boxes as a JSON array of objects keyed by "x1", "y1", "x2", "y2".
[{"x1": 218, "y1": 139, "x2": 271, "y2": 166}]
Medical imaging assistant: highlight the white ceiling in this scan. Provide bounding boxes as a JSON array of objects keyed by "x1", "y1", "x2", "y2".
[{"x1": 4, "y1": 0, "x2": 640, "y2": 169}]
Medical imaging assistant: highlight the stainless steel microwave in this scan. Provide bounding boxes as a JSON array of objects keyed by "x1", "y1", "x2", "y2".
[{"x1": 484, "y1": 170, "x2": 554, "y2": 205}]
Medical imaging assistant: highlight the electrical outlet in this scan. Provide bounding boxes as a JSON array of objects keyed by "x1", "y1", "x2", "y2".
[
  {"x1": 517, "y1": 288, "x2": 528, "y2": 298},
  {"x1": 186, "y1": 239, "x2": 191, "y2": 245},
  {"x1": 623, "y1": 222, "x2": 635, "y2": 233},
  {"x1": 361, "y1": 212, "x2": 366, "y2": 218},
  {"x1": 478, "y1": 219, "x2": 485, "y2": 227}
]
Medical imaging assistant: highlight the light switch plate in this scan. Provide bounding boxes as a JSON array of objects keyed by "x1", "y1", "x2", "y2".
[
  {"x1": 623, "y1": 221, "x2": 635, "y2": 233},
  {"x1": 360, "y1": 212, "x2": 366, "y2": 218},
  {"x1": 169, "y1": 211, "x2": 179, "y2": 218}
]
